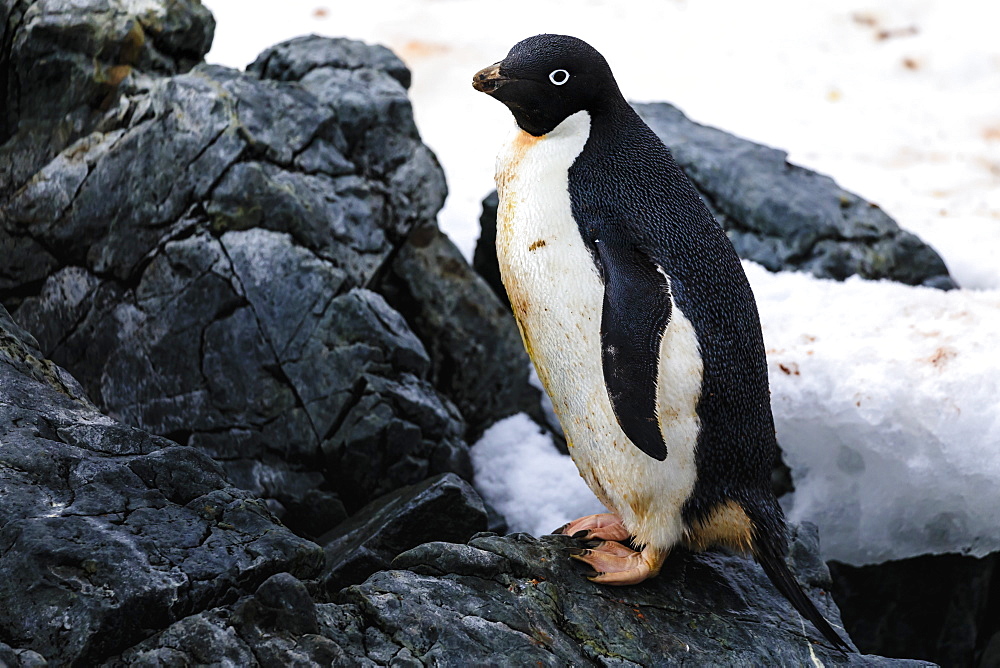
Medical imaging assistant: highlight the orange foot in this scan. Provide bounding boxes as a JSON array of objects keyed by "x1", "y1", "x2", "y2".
[
  {"x1": 567, "y1": 541, "x2": 667, "y2": 585},
  {"x1": 552, "y1": 512, "x2": 630, "y2": 542}
]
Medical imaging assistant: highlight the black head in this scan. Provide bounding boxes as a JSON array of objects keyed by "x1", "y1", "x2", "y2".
[{"x1": 472, "y1": 34, "x2": 625, "y2": 136}]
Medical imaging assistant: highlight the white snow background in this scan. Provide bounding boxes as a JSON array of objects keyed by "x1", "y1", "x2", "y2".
[{"x1": 201, "y1": 0, "x2": 1000, "y2": 566}]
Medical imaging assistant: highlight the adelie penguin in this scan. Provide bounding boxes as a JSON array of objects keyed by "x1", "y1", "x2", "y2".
[{"x1": 473, "y1": 34, "x2": 852, "y2": 652}]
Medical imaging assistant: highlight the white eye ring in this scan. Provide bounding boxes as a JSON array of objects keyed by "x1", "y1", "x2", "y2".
[{"x1": 549, "y1": 69, "x2": 570, "y2": 85}]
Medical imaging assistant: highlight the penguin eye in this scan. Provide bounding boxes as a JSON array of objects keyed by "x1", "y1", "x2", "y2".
[{"x1": 548, "y1": 69, "x2": 570, "y2": 86}]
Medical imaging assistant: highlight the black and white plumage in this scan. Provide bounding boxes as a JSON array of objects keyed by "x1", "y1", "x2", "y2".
[{"x1": 473, "y1": 33, "x2": 851, "y2": 652}]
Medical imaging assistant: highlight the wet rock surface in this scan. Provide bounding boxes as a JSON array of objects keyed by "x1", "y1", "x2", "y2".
[
  {"x1": 0, "y1": 304, "x2": 322, "y2": 665},
  {"x1": 318, "y1": 472, "x2": 488, "y2": 593},
  {"x1": 0, "y1": 12, "x2": 494, "y2": 538},
  {"x1": 110, "y1": 528, "x2": 932, "y2": 667}
]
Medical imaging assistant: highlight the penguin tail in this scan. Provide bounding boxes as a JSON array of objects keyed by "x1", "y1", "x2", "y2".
[{"x1": 751, "y1": 526, "x2": 854, "y2": 653}]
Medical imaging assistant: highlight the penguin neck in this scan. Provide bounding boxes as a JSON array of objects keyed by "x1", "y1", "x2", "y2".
[{"x1": 586, "y1": 91, "x2": 642, "y2": 136}]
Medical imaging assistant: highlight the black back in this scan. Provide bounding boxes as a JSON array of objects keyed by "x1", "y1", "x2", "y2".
[{"x1": 569, "y1": 101, "x2": 779, "y2": 527}]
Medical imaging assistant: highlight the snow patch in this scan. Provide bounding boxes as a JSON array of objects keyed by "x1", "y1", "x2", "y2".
[{"x1": 471, "y1": 414, "x2": 604, "y2": 536}]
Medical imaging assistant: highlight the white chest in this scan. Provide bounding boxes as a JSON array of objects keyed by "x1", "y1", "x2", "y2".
[{"x1": 494, "y1": 111, "x2": 704, "y2": 551}]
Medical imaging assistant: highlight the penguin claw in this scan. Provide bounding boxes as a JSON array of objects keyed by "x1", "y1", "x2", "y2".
[
  {"x1": 558, "y1": 513, "x2": 631, "y2": 542},
  {"x1": 568, "y1": 542, "x2": 667, "y2": 586},
  {"x1": 552, "y1": 523, "x2": 569, "y2": 535}
]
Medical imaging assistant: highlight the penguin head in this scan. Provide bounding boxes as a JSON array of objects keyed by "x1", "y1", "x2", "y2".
[{"x1": 473, "y1": 34, "x2": 624, "y2": 136}]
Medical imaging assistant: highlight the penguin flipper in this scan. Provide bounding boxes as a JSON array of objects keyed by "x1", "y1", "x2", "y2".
[
  {"x1": 752, "y1": 526, "x2": 854, "y2": 653},
  {"x1": 595, "y1": 238, "x2": 672, "y2": 461}
]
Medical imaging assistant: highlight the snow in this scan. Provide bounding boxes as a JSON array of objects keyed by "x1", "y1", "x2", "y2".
[
  {"x1": 200, "y1": 0, "x2": 1000, "y2": 565},
  {"x1": 472, "y1": 414, "x2": 605, "y2": 537},
  {"x1": 751, "y1": 262, "x2": 1000, "y2": 565}
]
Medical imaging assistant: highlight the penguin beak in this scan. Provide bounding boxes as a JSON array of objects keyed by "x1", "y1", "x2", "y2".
[{"x1": 473, "y1": 63, "x2": 512, "y2": 95}]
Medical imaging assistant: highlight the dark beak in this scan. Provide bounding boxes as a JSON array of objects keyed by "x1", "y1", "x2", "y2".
[{"x1": 473, "y1": 63, "x2": 511, "y2": 95}]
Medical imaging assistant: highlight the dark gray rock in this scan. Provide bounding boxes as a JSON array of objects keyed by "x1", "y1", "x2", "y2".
[
  {"x1": 0, "y1": 642, "x2": 47, "y2": 668},
  {"x1": 378, "y1": 221, "x2": 544, "y2": 439},
  {"x1": 0, "y1": 303, "x2": 323, "y2": 664},
  {"x1": 319, "y1": 472, "x2": 488, "y2": 592},
  {"x1": 473, "y1": 190, "x2": 506, "y2": 304},
  {"x1": 110, "y1": 527, "x2": 932, "y2": 666},
  {"x1": 0, "y1": 0, "x2": 215, "y2": 201},
  {"x1": 633, "y1": 102, "x2": 956, "y2": 289},
  {"x1": 111, "y1": 572, "x2": 356, "y2": 666},
  {"x1": 475, "y1": 104, "x2": 955, "y2": 294},
  {"x1": 1, "y1": 25, "x2": 472, "y2": 537},
  {"x1": 829, "y1": 552, "x2": 1000, "y2": 667}
]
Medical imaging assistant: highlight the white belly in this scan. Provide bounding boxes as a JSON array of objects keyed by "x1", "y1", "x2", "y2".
[{"x1": 495, "y1": 111, "x2": 703, "y2": 550}]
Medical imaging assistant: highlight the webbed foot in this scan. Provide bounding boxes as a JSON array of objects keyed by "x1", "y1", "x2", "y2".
[{"x1": 567, "y1": 542, "x2": 667, "y2": 585}]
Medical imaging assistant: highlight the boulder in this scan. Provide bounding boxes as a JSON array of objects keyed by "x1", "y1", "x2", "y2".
[
  {"x1": 0, "y1": 304, "x2": 323, "y2": 664},
  {"x1": 474, "y1": 104, "x2": 956, "y2": 298},
  {"x1": 1, "y1": 10, "x2": 544, "y2": 534},
  {"x1": 633, "y1": 103, "x2": 955, "y2": 289},
  {"x1": 110, "y1": 526, "x2": 931, "y2": 666},
  {"x1": 0, "y1": 0, "x2": 215, "y2": 202},
  {"x1": 1, "y1": 17, "x2": 479, "y2": 537}
]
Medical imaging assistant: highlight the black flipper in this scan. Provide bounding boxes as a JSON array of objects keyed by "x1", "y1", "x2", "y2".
[
  {"x1": 595, "y1": 237, "x2": 672, "y2": 461},
  {"x1": 752, "y1": 525, "x2": 854, "y2": 653}
]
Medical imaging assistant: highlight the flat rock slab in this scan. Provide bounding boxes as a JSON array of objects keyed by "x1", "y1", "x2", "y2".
[
  {"x1": 0, "y1": 305, "x2": 323, "y2": 664},
  {"x1": 319, "y1": 472, "x2": 488, "y2": 593}
]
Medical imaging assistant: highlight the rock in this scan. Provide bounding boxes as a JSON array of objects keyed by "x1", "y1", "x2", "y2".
[
  {"x1": 0, "y1": 0, "x2": 215, "y2": 201},
  {"x1": 0, "y1": 303, "x2": 323, "y2": 664},
  {"x1": 633, "y1": 102, "x2": 956, "y2": 289},
  {"x1": 829, "y1": 552, "x2": 1000, "y2": 667},
  {"x1": 472, "y1": 190, "x2": 506, "y2": 304},
  {"x1": 318, "y1": 472, "x2": 488, "y2": 593},
  {"x1": 0, "y1": 642, "x2": 47, "y2": 668},
  {"x1": 474, "y1": 104, "x2": 956, "y2": 295},
  {"x1": 378, "y1": 221, "x2": 544, "y2": 439},
  {"x1": 1, "y1": 20, "x2": 475, "y2": 537},
  {"x1": 110, "y1": 526, "x2": 931, "y2": 666},
  {"x1": 111, "y1": 572, "x2": 354, "y2": 666}
]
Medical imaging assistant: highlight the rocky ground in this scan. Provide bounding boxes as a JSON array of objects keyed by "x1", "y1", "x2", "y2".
[{"x1": 0, "y1": 0, "x2": 991, "y2": 665}]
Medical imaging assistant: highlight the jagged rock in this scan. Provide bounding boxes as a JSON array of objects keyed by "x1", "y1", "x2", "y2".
[
  {"x1": 829, "y1": 552, "x2": 1000, "y2": 667},
  {"x1": 318, "y1": 472, "x2": 488, "y2": 593},
  {"x1": 474, "y1": 104, "x2": 956, "y2": 297},
  {"x1": 0, "y1": 304, "x2": 323, "y2": 664},
  {"x1": 378, "y1": 221, "x2": 543, "y2": 439},
  {"x1": 0, "y1": 0, "x2": 215, "y2": 202},
  {"x1": 1, "y1": 17, "x2": 475, "y2": 537},
  {"x1": 109, "y1": 527, "x2": 932, "y2": 666},
  {"x1": 0, "y1": 642, "x2": 47, "y2": 668},
  {"x1": 472, "y1": 191, "x2": 506, "y2": 305}
]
